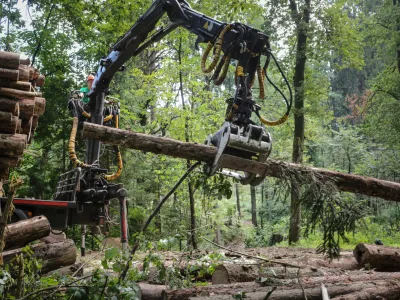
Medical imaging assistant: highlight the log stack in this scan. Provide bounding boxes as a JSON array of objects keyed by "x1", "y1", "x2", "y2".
[{"x1": 0, "y1": 50, "x2": 46, "y2": 181}]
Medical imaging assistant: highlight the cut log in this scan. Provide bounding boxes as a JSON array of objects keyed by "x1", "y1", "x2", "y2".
[
  {"x1": 21, "y1": 117, "x2": 33, "y2": 138},
  {"x1": 0, "y1": 156, "x2": 20, "y2": 168},
  {"x1": 186, "y1": 281, "x2": 394, "y2": 300},
  {"x1": 0, "y1": 79, "x2": 31, "y2": 91},
  {"x1": 353, "y1": 243, "x2": 400, "y2": 271},
  {"x1": 0, "y1": 51, "x2": 21, "y2": 69},
  {"x1": 32, "y1": 115, "x2": 39, "y2": 129},
  {"x1": 0, "y1": 98, "x2": 19, "y2": 116},
  {"x1": 16, "y1": 118, "x2": 22, "y2": 134},
  {"x1": 35, "y1": 74, "x2": 45, "y2": 87},
  {"x1": 3, "y1": 216, "x2": 51, "y2": 250},
  {"x1": 212, "y1": 264, "x2": 259, "y2": 284},
  {"x1": 331, "y1": 281, "x2": 400, "y2": 300},
  {"x1": 2, "y1": 239, "x2": 77, "y2": 273},
  {"x1": 33, "y1": 97, "x2": 46, "y2": 116},
  {"x1": 20, "y1": 57, "x2": 30, "y2": 66},
  {"x1": 212, "y1": 265, "x2": 324, "y2": 284},
  {"x1": 0, "y1": 87, "x2": 41, "y2": 100},
  {"x1": 163, "y1": 272, "x2": 400, "y2": 300},
  {"x1": 0, "y1": 68, "x2": 19, "y2": 81},
  {"x1": 139, "y1": 283, "x2": 168, "y2": 300},
  {"x1": 0, "y1": 133, "x2": 27, "y2": 157},
  {"x1": 0, "y1": 167, "x2": 9, "y2": 180},
  {"x1": 82, "y1": 123, "x2": 400, "y2": 202},
  {"x1": 18, "y1": 65, "x2": 30, "y2": 82},
  {"x1": 18, "y1": 99, "x2": 35, "y2": 120},
  {"x1": 0, "y1": 112, "x2": 18, "y2": 134}
]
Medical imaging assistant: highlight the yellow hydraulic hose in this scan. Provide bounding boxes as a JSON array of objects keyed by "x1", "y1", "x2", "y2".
[
  {"x1": 104, "y1": 114, "x2": 123, "y2": 181},
  {"x1": 259, "y1": 114, "x2": 289, "y2": 126},
  {"x1": 201, "y1": 24, "x2": 233, "y2": 74},
  {"x1": 69, "y1": 117, "x2": 91, "y2": 168},
  {"x1": 213, "y1": 55, "x2": 231, "y2": 85}
]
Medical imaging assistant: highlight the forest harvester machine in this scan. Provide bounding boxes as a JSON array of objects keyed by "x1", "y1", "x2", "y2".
[{"x1": 2, "y1": 0, "x2": 291, "y2": 252}]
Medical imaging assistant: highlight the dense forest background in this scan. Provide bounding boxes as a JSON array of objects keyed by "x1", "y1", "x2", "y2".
[{"x1": 3, "y1": 0, "x2": 400, "y2": 251}]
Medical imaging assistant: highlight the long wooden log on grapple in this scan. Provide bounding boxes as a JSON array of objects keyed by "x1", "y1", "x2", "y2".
[
  {"x1": 2, "y1": 239, "x2": 77, "y2": 273},
  {"x1": 81, "y1": 123, "x2": 400, "y2": 202},
  {"x1": 353, "y1": 243, "x2": 400, "y2": 271},
  {"x1": 3, "y1": 216, "x2": 51, "y2": 250}
]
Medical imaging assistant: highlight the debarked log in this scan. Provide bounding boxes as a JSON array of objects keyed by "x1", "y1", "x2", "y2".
[
  {"x1": 0, "y1": 133, "x2": 27, "y2": 157},
  {"x1": 353, "y1": 243, "x2": 400, "y2": 271},
  {"x1": 3, "y1": 215, "x2": 51, "y2": 250},
  {"x1": 81, "y1": 123, "x2": 400, "y2": 202},
  {"x1": 163, "y1": 272, "x2": 400, "y2": 300},
  {"x1": 2, "y1": 239, "x2": 77, "y2": 273}
]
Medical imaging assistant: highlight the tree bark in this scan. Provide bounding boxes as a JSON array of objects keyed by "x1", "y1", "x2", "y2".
[
  {"x1": 0, "y1": 79, "x2": 31, "y2": 91},
  {"x1": 186, "y1": 281, "x2": 395, "y2": 300},
  {"x1": 0, "y1": 87, "x2": 41, "y2": 100},
  {"x1": 353, "y1": 243, "x2": 400, "y2": 271},
  {"x1": 34, "y1": 97, "x2": 46, "y2": 116},
  {"x1": 138, "y1": 283, "x2": 168, "y2": 300},
  {"x1": 163, "y1": 279, "x2": 397, "y2": 300},
  {"x1": 82, "y1": 123, "x2": 400, "y2": 202},
  {"x1": 250, "y1": 186, "x2": 257, "y2": 227},
  {"x1": 0, "y1": 133, "x2": 26, "y2": 157},
  {"x1": 19, "y1": 99, "x2": 34, "y2": 119},
  {"x1": 0, "y1": 156, "x2": 20, "y2": 168},
  {"x1": 18, "y1": 66, "x2": 30, "y2": 82},
  {"x1": 0, "y1": 51, "x2": 22, "y2": 69},
  {"x1": 0, "y1": 98, "x2": 19, "y2": 115},
  {"x1": 212, "y1": 265, "x2": 324, "y2": 285},
  {"x1": 35, "y1": 74, "x2": 45, "y2": 87},
  {"x1": 3, "y1": 216, "x2": 51, "y2": 250},
  {"x1": 331, "y1": 282, "x2": 400, "y2": 300},
  {"x1": 2, "y1": 239, "x2": 77, "y2": 273},
  {"x1": 0, "y1": 68, "x2": 19, "y2": 81}
]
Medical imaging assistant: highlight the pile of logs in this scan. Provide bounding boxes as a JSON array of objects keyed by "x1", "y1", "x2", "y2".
[
  {"x1": 1, "y1": 215, "x2": 76, "y2": 273},
  {"x1": 0, "y1": 50, "x2": 46, "y2": 181},
  {"x1": 134, "y1": 244, "x2": 400, "y2": 300}
]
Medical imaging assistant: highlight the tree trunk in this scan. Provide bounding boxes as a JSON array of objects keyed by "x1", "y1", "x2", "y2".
[
  {"x1": 250, "y1": 186, "x2": 257, "y2": 227},
  {"x1": 163, "y1": 279, "x2": 398, "y2": 300},
  {"x1": 212, "y1": 265, "x2": 324, "y2": 285},
  {"x1": 353, "y1": 243, "x2": 400, "y2": 271},
  {"x1": 138, "y1": 283, "x2": 168, "y2": 300},
  {"x1": 3, "y1": 216, "x2": 51, "y2": 250},
  {"x1": 2, "y1": 239, "x2": 77, "y2": 273},
  {"x1": 82, "y1": 123, "x2": 400, "y2": 202},
  {"x1": 0, "y1": 98, "x2": 19, "y2": 115},
  {"x1": 0, "y1": 51, "x2": 22, "y2": 69},
  {"x1": 235, "y1": 184, "x2": 241, "y2": 218},
  {"x1": 0, "y1": 111, "x2": 18, "y2": 134},
  {"x1": 0, "y1": 87, "x2": 41, "y2": 100},
  {"x1": 331, "y1": 283, "x2": 400, "y2": 300},
  {"x1": 0, "y1": 133, "x2": 26, "y2": 157},
  {"x1": 186, "y1": 281, "x2": 395, "y2": 300},
  {"x1": 0, "y1": 79, "x2": 31, "y2": 91},
  {"x1": 288, "y1": 0, "x2": 311, "y2": 245}
]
